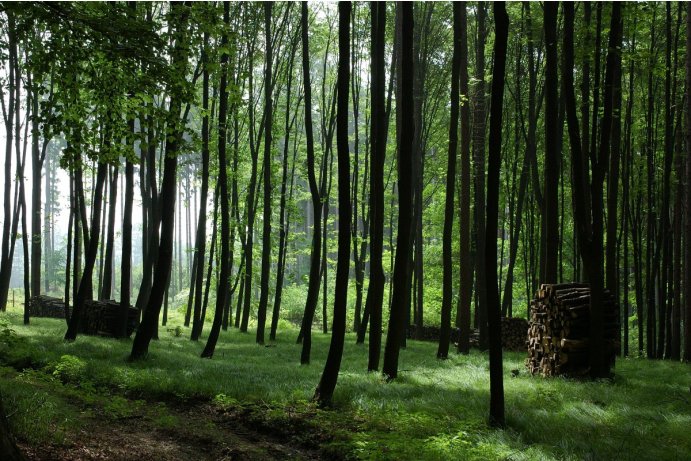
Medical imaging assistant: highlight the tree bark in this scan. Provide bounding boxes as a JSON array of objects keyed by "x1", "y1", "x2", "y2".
[
  {"x1": 364, "y1": 0, "x2": 386, "y2": 371},
  {"x1": 472, "y1": 2, "x2": 488, "y2": 350},
  {"x1": 256, "y1": 1, "x2": 273, "y2": 345},
  {"x1": 684, "y1": 1, "x2": 691, "y2": 363},
  {"x1": 486, "y1": 1, "x2": 508, "y2": 428},
  {"x1": 382, "y1": 2, "x2": 413, "y2": 381},
  {"x1": 315, "y1": 1, "x2": 351, "y2": 406},
  {"x1": 299, "y1": 1, "x2": 324, "y2": 363},
  {"x1": 202, "y1": 1, "x2": 231, "y2": 358},
  {"x1": 456, "y1": 2, "x2": 472, "y2": 354},
  {"x1": 437, "y1": 1, "x2": 461, "y2": 360},
  {"x1": 541, "y1": 2, "x2": 559, "y2": 285}
]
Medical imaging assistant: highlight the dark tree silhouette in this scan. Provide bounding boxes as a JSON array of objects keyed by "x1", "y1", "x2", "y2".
[
  {"x1": 201, "y1": 0, "x2": 231, "y2": 359},
  {"x1": 486, "y1": 1, "x2": 508, "y2": 428},
  {"x1": 130, "y1": 1, "x2": 192, "y2": 360},
  {"x1": 257, "y1": 1, "x2": 273, "y2": 345},
  {"x1": 364, "y1": 0, "x2": 386, "y2": 371},
  {"x1": 382, "y1": 2, "x2": 413, "y2": 381},
  {"x1": 314, "y1": 1, "x2": 351, "y2": 406},
  {"x1": 438, "y1": 1, "x2": 461, "y2": 360}
]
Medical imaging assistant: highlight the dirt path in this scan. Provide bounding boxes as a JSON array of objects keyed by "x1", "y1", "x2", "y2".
[{"x1": 18, "y1": 398, "x2": 328, "y2": 461}]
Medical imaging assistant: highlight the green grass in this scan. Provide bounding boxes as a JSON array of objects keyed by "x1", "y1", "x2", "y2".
[{"x1": 1, "y1": 306, "x2": 690, "y2": 460}]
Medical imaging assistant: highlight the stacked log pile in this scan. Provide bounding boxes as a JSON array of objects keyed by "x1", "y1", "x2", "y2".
[
  {"x1": 526, "y1": 283, "x2": 619, "y2": 377},
  {"x1": 408, "y1": 317, "x2": 528, "y2": 351},
  {"x1": 501, "y1": 317, "x2": 529, "y2": 351},
  {"x1": 79, "y1": 300, "x2": 139, "y2": 338},
  {"x1": 29, "y1": 295, "x2": 67, "y2": 319}
]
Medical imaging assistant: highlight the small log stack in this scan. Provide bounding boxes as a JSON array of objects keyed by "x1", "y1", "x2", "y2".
[
  {"x1": 78, "y1": 300, "x2": 139, "y2": 338},
  {"x1": 526, "y1": 283, "x2": 619, "y2": 377},
  {"x1": 29, "y1": 295, "x2": 67, "y2": 319}
]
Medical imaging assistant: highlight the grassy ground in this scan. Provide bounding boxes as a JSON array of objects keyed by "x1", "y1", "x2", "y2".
[{"x1": 0, "y1": 306, "x2": 689, "y2": 460}]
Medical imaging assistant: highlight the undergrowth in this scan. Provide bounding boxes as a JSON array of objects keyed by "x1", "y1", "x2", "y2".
[{"x1": 0, "y1": 308, "x2": 689, "y2": 460}]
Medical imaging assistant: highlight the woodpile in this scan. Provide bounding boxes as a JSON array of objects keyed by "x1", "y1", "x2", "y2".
[
  {"x1": 408, "y1": 317, "x2": 528, "y2": 351},
  {"x1": 78, "y1": 300, "x2": 139, "y2": 338},
  {"x1": 526, "y1": 283, "x2": 619, "y2": 377},
  {"x1": 500, "y1": 317, "x2": 529, "y2": 351},
  {"x1": 29, "y1": 295, "x2": 67, "y2": 319}
]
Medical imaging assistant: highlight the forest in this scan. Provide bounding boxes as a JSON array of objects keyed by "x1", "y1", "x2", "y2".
[{"x1": 0, "y1": 1, "x2": 690, "y2": 460}]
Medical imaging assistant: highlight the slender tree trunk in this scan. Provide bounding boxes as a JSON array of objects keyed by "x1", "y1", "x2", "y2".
[
  {"x1": 130, "y1": 2, "x2": 191, "y2": 359},
  {"x1": 457, "y1": 2, "x2": 472, "y2": 354},
  {"x1": 382, "y1": 2, "x2": 413, "y2": 381},
  {"x1": 472, "y1": 2, "x2": 488, "y2": 350},
  {"x1": 202, "y1": 1, "x2": 231, "y2": 358},
  {"x1": 257, "y1": 1, "x2": 274, "y2": 345},
  {"x1": 191, "y1": 31, "x2": 211, "y2": 342},
  {"x1": 0, "y1": 14, "x2": 17, "y2": 312},
  {"x1": 299, "y1": 0, "x2": 324, "y2": 363},
  {"x1": 30, "y1": 85, "x2": 42, "y2": 300},
  {"x1": 270, "y1": 26, "x2": 300, "y2": 341},
  {"x1": 684, "y1": 1, "x2": 691, "y2": 362},
  {"x1": 541, "y1": 2, "x2": 559, "y2": 284},
  {"x1": 364, "y1": 0, "x2": 386, "y2": 371},
  {"x1": 315, "y1": 1, "x2": 351, "y2": 406},
  {"x1": 486, "y1": 2, "x2": 508, "y2": 428},
  {"x1": 438, "y1": 2, "x2": 461, "y2": 360}
]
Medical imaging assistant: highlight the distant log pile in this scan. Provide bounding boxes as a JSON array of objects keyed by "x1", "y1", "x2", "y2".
[
  {"x1": 78, "y1": 300, "x2": 139, "y2": 338},
  {"x1": 29, "y1": 295, "x2": 67, "y2": 319},
  {"x1": 408, "y1": 317, "x2": 528, "y2": 351},
  {"x1": 526, "y1": 283, "x2": 619, "y2": 377}
]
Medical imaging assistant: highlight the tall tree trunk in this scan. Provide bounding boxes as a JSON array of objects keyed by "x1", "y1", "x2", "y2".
[
  {"x1": 645, "y1": 10, "x2": 657, "y2": 359},
  {"x1": 382, "y1": 2, "x2": 413, "y2": 381},
  {"x1": 270, "y1": 25, "x2": 300, "y2": 341},
  {"x1": 30, "y1": 85, "x2": 42, "y2": 299},
  {"x1": 607, "y1": 3, "x2": 623, "y2": 355},
  {"x1": 315, "y1": 1, "x2": 351, "y2": 406},
  {"x1": 486, "y1": 2, "x2": 508, "y2": 428},
  {"x1": 472, "y1": 2, "x2": 488, "y2": 350},
  {"x1": 191, "y1": 31, "x2": 211, "y2": 342},
  {"x1": 130, "y1": 2, "x2": 191, "y2": 359},
  {"x1": 656, "y1": 3, "x2": 673, "y2": 359},
  {"x1": 541, "y1": 2, "x2": 559, "y2": 285},
  {"x1": 438, "y1": 1, "x2": 461, "y2": 360},
  {"x1": 562, "y1": 1, "x2": 622, "y2": 378},
  {"x1": 364, "y1": 0, "x2": 386, "y2": 371},
  {"x1": 684, "y1": 1, "x2": 691, "y2": 363},
  {"x1": 202, "y1": 1, "x2": 231, "y2": 358},
  {"x1": 299, "y1": 0, "x2": 324, "y2": 363},
  {"x1": 456, "y1": 2, "x2": 472, "y2": 354},
  {"x1": 0, "y1": 13, "x2": 17, "y2": 313},
  {"x1": 257, "y1": 1, "x2": 274, "y2": 345}
]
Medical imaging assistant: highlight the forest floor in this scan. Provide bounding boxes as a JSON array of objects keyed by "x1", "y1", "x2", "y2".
[{"x1": 1, "y1": 305, "x2": 690, "y2": 460}]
